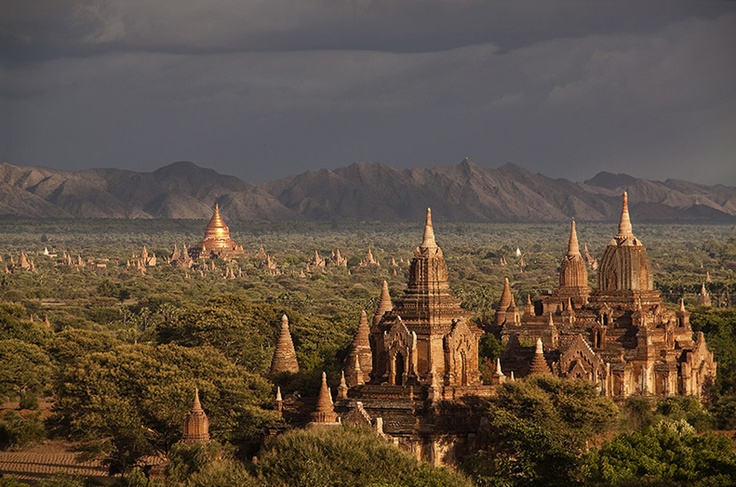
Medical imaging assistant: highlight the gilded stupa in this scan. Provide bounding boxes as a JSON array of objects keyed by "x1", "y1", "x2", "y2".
[{"x1": 189, "y1": 203, "x2": 244, "y2": 259}]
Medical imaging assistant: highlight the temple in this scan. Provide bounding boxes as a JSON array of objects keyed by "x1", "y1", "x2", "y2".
[
  {"x1": 188, "y1": 203, "x2": 244, "y2": 259},
  {"x1": 500, "y1": 193, "x2": 717, "y2": 398},
  {"x1": 336, "y1": 208, "x2": 492, "y2": 464},
  {"x1": 181, "y1": 389, "x2": 210, "y2": 444}
]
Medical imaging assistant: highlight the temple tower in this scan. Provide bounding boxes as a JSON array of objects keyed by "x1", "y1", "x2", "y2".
[
  {"x1": 528, "y1": 339, "x2": 551, "y2": 376},
  {"x1": 270, "y1": 314, "x2": 299, "y2": 374},
  {"x1": 370, "y1": 209, "x2": 478, "y2": 385},
  {"x1": 310, "y1": 372, "x2": 340, "y2": 425},
  {"x1": 182, "y1": 389, "x2": 210, "y2": 444},
  {"x1": 345, "y1": 311, "x2": 372, "y2": 385},
  {"x1": 495, "y1": 278, "x2": 513, "y2": 325},
  {"x1": 189, "y1": 203, "x2": 243, "y2": 259},
  {"x1": 556, "y1": 220, "x2": 590, "y2": 305},
  {"x1": 597, "y1": 192, "x2": 653, "y2": 293}
]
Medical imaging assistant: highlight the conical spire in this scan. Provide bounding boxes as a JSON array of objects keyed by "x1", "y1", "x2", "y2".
[
  {"x1": 679, "y1": 298, "x2": 686, "y2": 312},
  {"x1": 616, "y1": 192, "x2": 634, "y2": 239},
  {"x1": 420, "y1": 208, "x2": 437, "y2": 248},
  {"x1": 568, "y1": 219, "x2": 580, "y2": 256},
  {"x1": 204, "y1": 202, "x2": 230, "y2": 239},
  {"x1": 182, "y1": 388, "x2": 210, "y2": 444},
  {"x1": 347, "y1": 310, "x2": 372, "y2": 383},
  {"x1": 270, "y1": 314, "x2": 299, "y2": 374},
  {"x1": 499, "y1": 278, "x2": 512, "y2": 309},
  {"x1": 311, "y1": 372, "x2": 339, "y2": 424},
  {"x1": 373, "y1": 280, "x2": 393, "y2": 328},
  {"x1": 528, "y1": 338, "x2": 551, "y2": 375},
  {"x1": 700, "y1": 283, "x2": 707, "y2": 295},
  {"x1": 192, "y1": 388, "x2": 203, "y2": 412}
]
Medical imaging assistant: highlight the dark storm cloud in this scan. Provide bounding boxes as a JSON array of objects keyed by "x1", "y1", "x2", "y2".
[{"x1": 1, "y1": 1, "x2": 735, "y2": 185}]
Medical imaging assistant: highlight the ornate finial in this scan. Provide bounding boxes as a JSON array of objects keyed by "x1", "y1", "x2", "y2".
[
  {"x1": 568, "y1": 219, "x2": 580, "y2": 256},
  {"x1": 421, "y1": 208, "x2": 437, "y2": 248},
  {"x1": 616, "y1": 192, "x2": 634, "y2": 239},
  {"x1": 192, "y1": 388, "x2": 203, "y2": 412}
]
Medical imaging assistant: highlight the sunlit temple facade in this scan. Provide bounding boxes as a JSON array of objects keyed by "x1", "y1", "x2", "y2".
[{"x1": 188, "y1": 203, "x2": 244, "y2": 259}]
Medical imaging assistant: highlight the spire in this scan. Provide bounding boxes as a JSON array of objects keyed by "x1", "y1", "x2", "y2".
[
  {"x1": 192, "y1": 388, "x2": 203, "y2": 412},
  {"x1": 346, "y1": 310, "x2": 372, "y2": 384},
  {"x1": 420, "y1": 208, "x2": 437, "y2": 248},
  {"x1": 528, "y1": 338, "x2": 551, "y2": 375},
  {"x1": 373, "y1": 281, "x2": 393, "y2": 328},
  {"x1": 568, "y1": 219, "x2": 580, "y2": 256},
  {"x1": 524, "y1": 294, "x2": 534, "y2": 316},
  {"x1": 616, "y1": 192, "x2": 634, "y2": 240},
  {"x1": 182, "y1": 388, "x2": 210, "y2": 444},
  {"x1": 337, "y1": 371, "x2": 348, "y2": 400},
  {"x1": 270, "y1": 314, "x2": 299, "y2": 374},
  {"x1": 311, "y1": 372, "x2": 339, "y2": 424},
  {"x1": 679, "y1": 298, "x2": 686, "y2": 312},
  {"x1": 499, "y1": 278, "x2": 512, "y2": 309}
]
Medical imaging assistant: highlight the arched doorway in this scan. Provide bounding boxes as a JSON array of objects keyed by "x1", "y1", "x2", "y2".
[{"x1": 394, "y1": 353, "x2": 405, "y2": 385}]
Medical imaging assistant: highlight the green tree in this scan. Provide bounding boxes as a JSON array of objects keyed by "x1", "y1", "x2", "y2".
[
  {"x1": 254, "y1": 426, "x2": 472, "y2": 487},
  {"x1": 582, "y1": 419, "x2": 736, "y2": 486},
  {"x1": 462, "y1": 376, "x2": 619, "y2": 487},
  {"x1": 0, "y1": 339, "x2": 52, "y2": 407},
  {"x1": 51, "y1": 343, "x2": 280, "y2": 475}
]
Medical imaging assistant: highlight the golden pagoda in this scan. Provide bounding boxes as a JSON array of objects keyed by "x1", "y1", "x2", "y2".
[{"x1": 189, "y1": 203, "x2": 244, "y2": 259}]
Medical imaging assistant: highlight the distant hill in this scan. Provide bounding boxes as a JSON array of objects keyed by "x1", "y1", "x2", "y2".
[{"x1": 1, "y1": 159, "x2": 735, "y2": 222}]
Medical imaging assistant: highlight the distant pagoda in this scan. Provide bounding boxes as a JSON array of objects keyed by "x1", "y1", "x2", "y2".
[{"x1": 189, "y1": 203, "x2": 244, "y2": 259}]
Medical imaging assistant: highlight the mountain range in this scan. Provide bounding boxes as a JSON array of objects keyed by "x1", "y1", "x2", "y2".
[{"x1": 1, "y1": 159, "x2": 735, "y2": 222}]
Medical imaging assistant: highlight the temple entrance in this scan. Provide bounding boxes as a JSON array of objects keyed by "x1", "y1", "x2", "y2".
[{"x1": 394, "y1": 353, "x2": 405, "y2": 385}]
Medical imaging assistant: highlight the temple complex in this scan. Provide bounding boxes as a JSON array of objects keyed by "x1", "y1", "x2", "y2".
[
  {"x1": 499, "y1": 193, "x2": 717, "y2": 399},
  {"x1": 188, "y1": 203, "x2": 244, "y2": 259},
  {"x1": 181, "y1": 389, "x2": 210, "y2": 444}
]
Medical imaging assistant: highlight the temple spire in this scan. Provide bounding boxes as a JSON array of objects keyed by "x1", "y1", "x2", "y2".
[
  {"x1": 420, "y1": 208, "x2": 437, "y2": 248},
  {"x1": 568, "y1": 219, "x2": 580, "y2": 256},
  {"x1": 270, "y1": 314, "x2": 299, "y2": 374},
  {"x1": 616, "y1": 192, "x2": 634, "y2": 239},
  {"x1": 192, "y1": 388, "x2": 203, "y2": 412},
  {"x1": 182, "y1": 388, "x2": 210, "y2": 444},
  {"x1": 499, "y1": 278, "x2": 512, "y2": 309},
  {"x1": 373, "y1": 281, "x2": 393, "y2": 328},
  {"x1": 528, "y1": 338, "x2": 551, "y2": 375},
  {"x1": 310, "y1": 372, "x2": 339, "y2": 425}
]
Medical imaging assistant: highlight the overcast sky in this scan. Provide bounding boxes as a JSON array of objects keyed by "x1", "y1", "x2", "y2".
[{"x1": 1, "y1": 1, "x2": 735, "y2": 185}]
